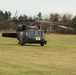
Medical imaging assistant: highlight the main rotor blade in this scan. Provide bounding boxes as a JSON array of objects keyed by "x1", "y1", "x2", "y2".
[
  {"x1": 34, "y1": 20, "x2": 74, "y2": 30},
  {"x1": 35, "y1": 20, "x2": 55, "y2": 25}
]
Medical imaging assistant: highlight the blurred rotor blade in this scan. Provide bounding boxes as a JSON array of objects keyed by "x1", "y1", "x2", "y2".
[
  {"x1": 35, "y1": 20, "x2": 74, "y2": 30},
  {"x1": 15, "y1": 10, "x2": 18, "y2": 18},
  {"x1": 35, "y1": 20, "x2": 53, "y2": 24}
]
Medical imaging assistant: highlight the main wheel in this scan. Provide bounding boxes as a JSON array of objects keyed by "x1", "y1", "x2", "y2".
[
  {"x1": 40, "y1": 43, "x2": 44, "y2": 46},
  {"x1": 20, "y1": 38, "x2": 25, "y2": 46},
  {"x1": 20, "y1": 42, "x2": 25, "y2": 46}
]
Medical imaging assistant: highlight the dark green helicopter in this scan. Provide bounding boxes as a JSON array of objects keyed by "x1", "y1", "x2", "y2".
[
  {"x1": 2, "y1": 19, "x2": 74, "y2": 46},
  {"x1": 2, "y1": 11, "x2": 74, "y2": 46},
  {"x1": 2, "y1": 11, "x2": 47, "y2": 46},
  {"x1": 2, "y1": 20, "x2": 47, "y2": 46}
]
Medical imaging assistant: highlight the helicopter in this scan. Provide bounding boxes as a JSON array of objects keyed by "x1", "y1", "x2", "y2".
[
  {"x1": 1, "y1": 11, "x2": 75, "y2": 46},
  {"x1": 1, "y1": 10, "x2": 47, "y2": 46},
  {"x1": 2, "y1": 19, "x2": 47, "y2": 46},
  {"x1": 2, "y1": 19, "x2": 75, "y2": 46},
  {"x1": 2, "y1": 18, "x2": 75, "y2": 46}
]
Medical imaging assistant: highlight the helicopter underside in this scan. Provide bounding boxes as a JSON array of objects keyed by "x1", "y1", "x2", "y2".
[
  {"x1": 18, "y1": 37, "x2": 47, "y2": 46},
  {"x1": 24, "y1": 40, "x2": 47, "y2": 44}
]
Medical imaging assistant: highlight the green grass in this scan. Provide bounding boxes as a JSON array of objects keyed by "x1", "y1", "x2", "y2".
[{"x1": 0, "y1": 33, "x2": 76, "y2": 75}]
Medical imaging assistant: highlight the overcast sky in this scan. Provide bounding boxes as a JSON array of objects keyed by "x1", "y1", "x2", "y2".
[{"x1": 0, "y1": 0, "x2": 76, "y2": 17}]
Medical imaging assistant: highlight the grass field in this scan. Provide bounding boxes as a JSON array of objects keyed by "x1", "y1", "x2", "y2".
[{"x1": 0, "y1": 33, "x2": 76, "y2": 75}]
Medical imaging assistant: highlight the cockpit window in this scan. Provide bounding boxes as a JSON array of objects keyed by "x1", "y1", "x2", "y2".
[
  {"x1": 28, "y1": 31, "x2": 34, "y2": 36},
  {"x1": 27, "y1": 30, "x2": 44, "y2": 36},
  {"x1": 34, "y1": 31, "x2": 40, "y2": 36}
]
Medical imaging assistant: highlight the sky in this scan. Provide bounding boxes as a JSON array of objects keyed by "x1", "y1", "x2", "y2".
[{"x1": 0, "y1": 0, "x2": 76, "y2": 17}]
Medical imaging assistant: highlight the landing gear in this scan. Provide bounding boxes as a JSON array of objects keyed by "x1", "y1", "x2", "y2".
[
  {"x1": 18, "y1": 37, "x2": 25, "y2": 46},
  {"x1": 40, "y1": 41, "x2": 47, "y2": 46},
  {"x1": 18, "y1": 41, "x2": 25, "y2": 46},
  {"x1": 40, "y1": 42, "x2": 44, "y2": 46},
  {"x1": 20, "y1": 42, "x2": 25, "y2": 46}
]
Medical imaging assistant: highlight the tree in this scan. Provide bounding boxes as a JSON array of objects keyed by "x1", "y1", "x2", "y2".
[
  {"x1": 4, "y1": 11, "x2": 11, "y2": 20},
  {"x1": 71, "y1": 16, "x2": 76, "y2": 33},
  {"x1": 50, "y1": 13, "x2": 55, "y2": 21},
  {"x1": 0, "y1": 10, "x2": 4, "y2": 21},
  {"x1": 60, "y1": 13, "x2": 72, "y2": 23},
  {"x1": 23, "y1": 14, "x2": 28, "y2": 20},
  {"x1": 37, "y1": 12, "x2": 42, "y2": 20},
  {"x1": 50, "y1": 13, "x2": 60, "y2": 22},
  {"x1": 72, "y1": 16, "x2": 76, "y2": 28}
]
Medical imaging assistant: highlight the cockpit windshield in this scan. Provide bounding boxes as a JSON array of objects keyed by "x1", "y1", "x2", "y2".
[
  {"x1": 27, "y1": 30, "x2": 44, "y2": 36},
  {"x1": 28, "y1": 31, "x2": 34, "y2": 36}
]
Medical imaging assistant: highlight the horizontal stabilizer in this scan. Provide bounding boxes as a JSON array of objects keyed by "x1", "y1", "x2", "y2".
[{"x1": 2, "y1": 33, "x2": 17, "y2": 38}]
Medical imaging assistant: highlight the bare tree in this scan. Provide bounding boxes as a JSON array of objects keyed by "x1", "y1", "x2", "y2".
[{"x1": 50, "y1": 13, "x2": 60, "y2": 22}]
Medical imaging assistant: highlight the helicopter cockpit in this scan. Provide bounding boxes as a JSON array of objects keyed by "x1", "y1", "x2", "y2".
[{"x1": 27, "y1": 30, "x2": 45, "y2": 37}]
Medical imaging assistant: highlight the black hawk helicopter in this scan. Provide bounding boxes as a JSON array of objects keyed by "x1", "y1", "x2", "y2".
[
  {"x1": 1, "y1": 11, "x2": 74, "y2": 46},
  {"x1": 2, "y1": 19, "x2": 75, "y2": 46},
  {"x1": 2, "y1": 19, "x2": 47, "y2": 46}
]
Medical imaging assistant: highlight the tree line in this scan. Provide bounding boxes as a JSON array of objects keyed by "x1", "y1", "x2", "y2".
[{"x1": 0, "y1": 10, "x2": 76, "y2": 33}]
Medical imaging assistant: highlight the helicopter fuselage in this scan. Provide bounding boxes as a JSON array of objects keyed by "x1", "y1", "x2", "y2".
[{"x1": 17, "y1": 28, "x2": 47, "y2": 46}]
